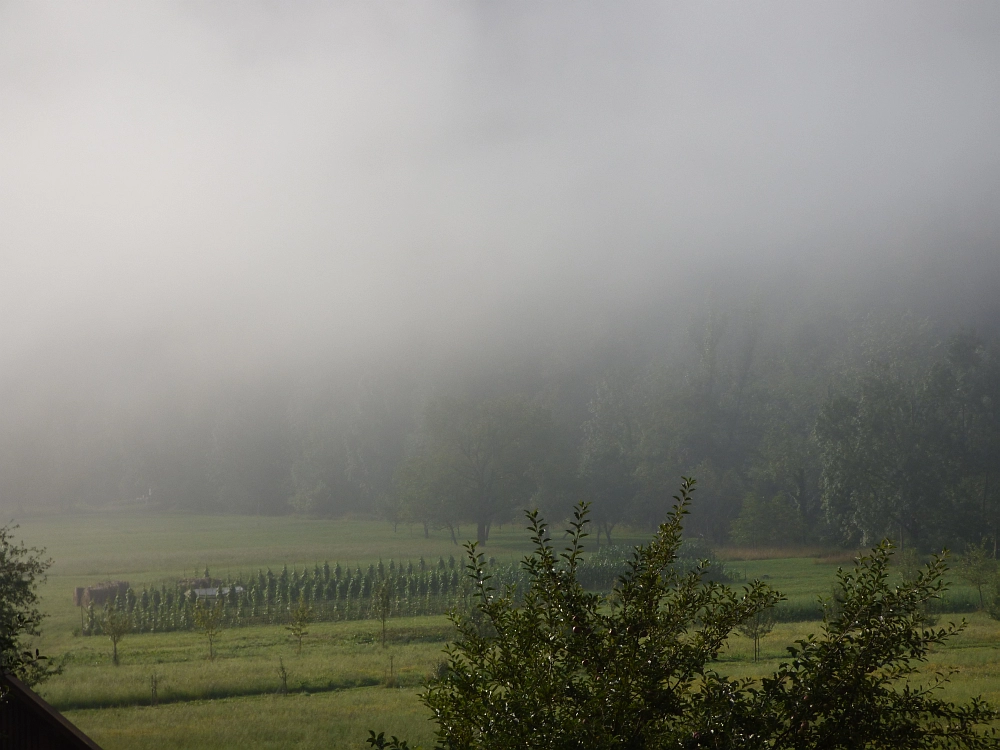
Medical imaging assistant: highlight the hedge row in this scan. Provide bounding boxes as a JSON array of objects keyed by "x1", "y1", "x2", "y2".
[{"x1": 81, "y1": 545, "x2": 737, "y2": 636}]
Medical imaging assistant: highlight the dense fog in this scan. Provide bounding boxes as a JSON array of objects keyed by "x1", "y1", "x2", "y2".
[{"x1": 1, "y1": 3, "x2": 999, "y2": 549}]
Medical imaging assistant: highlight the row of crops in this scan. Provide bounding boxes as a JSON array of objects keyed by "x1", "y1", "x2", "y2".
[{"x1": 81, "y1": 543, "x2": 735, "y2": 636}]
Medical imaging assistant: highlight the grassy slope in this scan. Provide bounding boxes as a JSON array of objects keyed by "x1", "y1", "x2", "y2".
[
  {"x1": 10, "y1": 513, "x2": 1000, "y2": 749},
  {"x1": 718, "y1": 612, "x2": 1000, "y2": 704},
  {"x1": 15, "y1": 514, "x2": 542, "y2": 647},
  {"x1": 65, "y1": 688, "x2": 438, "y2": 750},
  {"x1": 16, "y1": 513, "x2": 659, "y2": 638},
  {"x1": 42, "y1": 617, "x2": 452, "y2": 710},
  {"x1": 60, "y1": 613, "x2": 1000, "y2": 750}
]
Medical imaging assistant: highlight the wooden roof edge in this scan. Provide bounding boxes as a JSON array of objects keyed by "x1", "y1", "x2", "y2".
[{"x1": 1, "y1": 671, "x2": 104, "y2": 750}]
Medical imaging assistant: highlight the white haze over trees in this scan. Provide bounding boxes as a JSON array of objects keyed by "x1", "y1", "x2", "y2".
[{"x1": 0, "y1": 3, "x2": 998, "y2": 541}]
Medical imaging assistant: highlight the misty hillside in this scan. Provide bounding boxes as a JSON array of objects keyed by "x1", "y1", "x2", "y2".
[{"x1": 0, "y1": 3, "x2": 998, "y2": 553}]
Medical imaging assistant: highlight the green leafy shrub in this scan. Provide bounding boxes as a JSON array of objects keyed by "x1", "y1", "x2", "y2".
[
  {"x1": 0, "y1": 524, "x2": 52, "y2": 686},
  {"x1": 370, "y1": 478, "x2": 998, "y2": 750}
]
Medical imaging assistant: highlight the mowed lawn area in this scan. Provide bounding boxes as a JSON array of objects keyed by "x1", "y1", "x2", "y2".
[{"x1": 11, "y1": 512, "x2": 1000, "y2": 749}]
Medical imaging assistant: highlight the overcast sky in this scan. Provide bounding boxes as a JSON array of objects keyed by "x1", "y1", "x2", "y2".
[{"x1": 2, "y1": 2, "x2": 999, "y2": 383}]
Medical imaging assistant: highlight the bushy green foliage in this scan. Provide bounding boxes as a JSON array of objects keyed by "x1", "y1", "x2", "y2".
[
  {"x1": 752, "y1": 547, "x2": 997, "y2": 749},
  {"x1": 958, "y1": 539, "x2": 997, "y2": 610},
  {"x1": 0, "y1": 524, "x2": 52, "y2": 685},
  {"x1": 371, "y1": 479, "x2": 998, "y2": 750},
  {"x1": 571, "y1": 540, "x2": 733, "y2": 590}
]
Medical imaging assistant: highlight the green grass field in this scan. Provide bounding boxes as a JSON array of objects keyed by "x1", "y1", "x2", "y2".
[{"x1": 10, "y1": 513, "x2": 1000, "y2": 749}]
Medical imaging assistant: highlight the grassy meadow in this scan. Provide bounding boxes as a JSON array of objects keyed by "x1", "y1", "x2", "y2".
[{"x1": 9, "y1": 512, "x2": 1000, "y2": 749}]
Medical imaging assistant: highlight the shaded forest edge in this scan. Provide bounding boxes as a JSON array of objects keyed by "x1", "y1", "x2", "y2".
[{"x1": 3, "y1": 308, "x2": 999, "y2": 554}]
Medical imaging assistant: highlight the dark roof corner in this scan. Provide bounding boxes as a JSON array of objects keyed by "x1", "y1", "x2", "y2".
[{"x1": 0, "y1": 672, "x2": 103, "y2": 749}]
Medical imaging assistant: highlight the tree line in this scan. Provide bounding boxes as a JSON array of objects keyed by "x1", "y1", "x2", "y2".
[
  {"x1": 82, "y1": 558, "x2": 477, "y2": 636},
  {"x1": 390, "y1": 317, "x2": 1000, "y2": 552},
  {"x1": 3, "y1": 307, "x2": 997, "y2": 553}
]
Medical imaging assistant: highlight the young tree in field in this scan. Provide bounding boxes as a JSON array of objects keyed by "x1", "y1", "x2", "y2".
[
  {"x1": 370, "y1": 478, "x2": 998, "y2": 750},
  {"x1": 736, "y1": 606, "x2": 776, "y2": 662},
  {"x1": 286, "y1": 599, "x2": 312, "y2": 655},
  {"x1": 101, "y1": 607, "x2": 131, "y2": 666},
  {"x1": 958, "y1": 539, "x2": 997, "y2": 609},
  {"x1": 0, "y1": 525, "x2": 52, "y2": 686},
  {"x1": 374, "y1": 577, "x2": 393, "y2": 647},
  {"x1": 193, "y1": 599, "x2": 224, "y2": 660},
  {"x1": 893, "y1": 546, "x2": 923, "y2": 584},
  {"x1": 277, "y1": 657, "x2": 289, "y2": 695}
]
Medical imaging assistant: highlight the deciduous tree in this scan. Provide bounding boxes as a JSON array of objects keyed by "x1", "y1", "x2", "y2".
[
  {"x1": 193, "y1": 598, "x2": 224, "y2": 660},
  {"x1": 958, "y1": 539, "x2": 997, "y2": 609},
  {"x1": 286, "y1": 600, "x2": 312, "y2": 655},
  {"x1": 578, "y1": 375, "x2": 642, "y2": 546},
  {"x1": 736, "y1": 606, "x2": 776, "y2": 662},
  {"x1": 0, "y1": 525, "x2": 51, "y2": 686},
  {"x1": 419, "y1": 396, "x2": 552, "y2": 545},
  {"x1": 101, "y1": 607, "x2": 131, "y2": 666}
]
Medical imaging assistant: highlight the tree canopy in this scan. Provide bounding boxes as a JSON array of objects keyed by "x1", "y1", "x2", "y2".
[{"x1": 401, "y1": 396, "x2": 552, "y2": 545}]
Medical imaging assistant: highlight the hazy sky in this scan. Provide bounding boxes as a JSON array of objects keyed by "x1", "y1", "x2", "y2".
[{"x1": 2, "y1": 2, "x2": 999, "y2": 380}]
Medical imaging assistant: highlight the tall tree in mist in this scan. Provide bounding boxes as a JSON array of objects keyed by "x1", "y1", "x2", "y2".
[
  {"x1": 394, "y1": 450, "x2": 464, "y2": 541},
  {"x1": 630, "y1": 309, "x2": 759, "y2": 540},
  {"x1": 817, "y1": 362, "x2": 957, "y2": 547},
  {"x1": 210, "y1": 389, "x2": 293, "y2": 514},
  {"x1": 346, "y1": 373, "x2": 415, "y2": 516},
  {"x1": 936, "y1": 334, "x2": 1000, "y2": 553},
  {"x1": 578, "y1": 374, "x2": 642, "y2": 546},
  {"x1": 413, "y1": 397, "x2": 552, "y2": 545}
]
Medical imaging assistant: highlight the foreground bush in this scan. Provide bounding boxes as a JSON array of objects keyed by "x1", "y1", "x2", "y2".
[
  {"x1": 0, "y1": 524, "x2": 52, "y2": 686},
  {"x1": 371, "y1": 478, "x2": 998, "y2": 750}
]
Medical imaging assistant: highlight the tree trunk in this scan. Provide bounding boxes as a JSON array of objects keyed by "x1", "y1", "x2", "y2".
[
  {"x1": 984, "y1": 471, "x2": 996, "y2": 559},
  {"x1": 477, "y1": 520, "x2": 489, "y2": 546},
  {"x1": 448, "y1": 525, "x2": 458, "y2": 545},
  {"x1": 423, "y1": 522, "x2": 429, "y2": 539}
]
